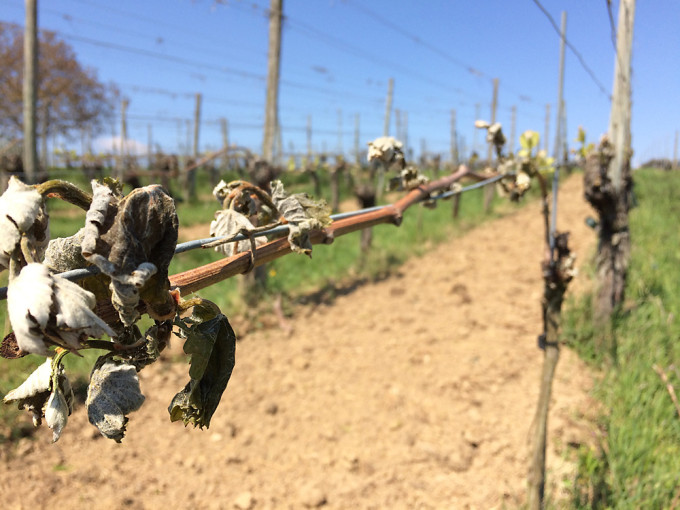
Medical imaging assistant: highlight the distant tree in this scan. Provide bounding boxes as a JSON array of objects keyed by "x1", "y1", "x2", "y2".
[{"x1": 0, "y1": 23, "x2": 118, "y2": 159}]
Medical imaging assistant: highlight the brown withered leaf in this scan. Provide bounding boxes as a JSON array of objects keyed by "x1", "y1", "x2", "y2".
[
  {"x1": 270, "y1": 180, "x2": 331, "y2": 257},
  {"x1": 209, "y1": 209, "x2": 266, "y2": 258},
  {"x1": 0, "y1": 332, "x2": 26, "y2": 359},
  {"x1": 81, "y1": 182, "x2": 179, "y2": 326},
  {"x1": 43, "y1": 229, "x2": 111, "y2": 302}
]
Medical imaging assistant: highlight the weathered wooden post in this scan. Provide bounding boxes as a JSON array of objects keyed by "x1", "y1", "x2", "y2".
[
  {"x1": 23, "y1": 0, "x2": 38, "y2": 183},
  {"x1": 483, "y1": 78, "x2": 499, "y2": 212},
  {"x1": 263, "y1": 0, "x2": 282, "y2": 164},
  {"x1": 553, "y1": 12, "x2": 567, "y2": 163}
]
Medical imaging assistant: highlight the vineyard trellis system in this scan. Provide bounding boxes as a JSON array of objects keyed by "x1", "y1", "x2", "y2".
[
  {"x1": 0, "y1": 130, "x2": 575, "y2": 509},
  {"x1": 0, "y1": 170, "x2": 504, "y2": 301}
]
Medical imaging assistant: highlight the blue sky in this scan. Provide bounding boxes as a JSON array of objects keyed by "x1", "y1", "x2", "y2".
[{"x1": 1, "y1": 0, "x2": 678, "y2": 166}]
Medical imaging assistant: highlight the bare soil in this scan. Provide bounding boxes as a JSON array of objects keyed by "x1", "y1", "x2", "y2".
[{"x1": 0, "y1": 175, "x2": 598, "y2": 509}]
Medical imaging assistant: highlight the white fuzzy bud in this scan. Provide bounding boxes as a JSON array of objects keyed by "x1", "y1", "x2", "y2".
[
  {"x1": 367, "y1": 136, "x2": 404, "y2": 164},
  {"x1": 45, "y1": 388, "x2": 69, "y2": 442},
  {"x1": 0, "y1": 177, "x2": 48, "y2": 271},
  {"x1": 7, "y1": 263, "x2": 116, "y2": 355}
]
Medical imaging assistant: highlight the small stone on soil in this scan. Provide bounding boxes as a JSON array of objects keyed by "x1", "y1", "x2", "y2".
[
  {"x1": 299, "y1": 484, "x2": 327, "y2": 508},
  {"x1": 234, "y1": 490, "x2": 255, "y2": 509}
]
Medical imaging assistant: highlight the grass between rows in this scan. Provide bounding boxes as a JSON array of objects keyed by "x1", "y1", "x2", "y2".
[
  {"x1": 563, "y1": 168, "x2": 680, "y2": 509},
  {"x1": 0, "y1": 167, "x2": 527, "y2": 443}
]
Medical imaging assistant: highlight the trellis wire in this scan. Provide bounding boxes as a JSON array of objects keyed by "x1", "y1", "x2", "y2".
[{"x1": 0, "y1": 173, "x2": 504, "y2": 300}]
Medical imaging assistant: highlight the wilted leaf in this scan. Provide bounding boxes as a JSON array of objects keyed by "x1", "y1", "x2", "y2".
[
  {"x1": 168, "y1": 314, "x2": 236, "y2": 429},
  {"x1": 3, "y1": 359, "x2": 52, "y2": 412},
  {"x1": 209, "y1": 209, "x2": 265, "y2": 257},
  {"x1": 0, "y1": 176, "x2": 49, "y2": 271},
  {"x1": 4, "y1": 357, "x2": 74, "y2": 432},
  {"x1": 128, "y1": 320, "x2": 173, "y2": 370},
  {"x1": 81, "y1": 182, "x2": 179, "y2": 326},
  {"x1": 86, "y1": 358, "x2": 145, "y2": 442},
  {"x1": 7, "y1": 263, "x2": 116, "y2": 355},
  {"x1": 44, "y1": 228, "x2": 87, "y2": 273},
  {"x1": 270, "y1": 180, "x2": 331, "y2": 257},
  {"x1": 44, "y1": 228, "x2": 111, "y2": 301}
]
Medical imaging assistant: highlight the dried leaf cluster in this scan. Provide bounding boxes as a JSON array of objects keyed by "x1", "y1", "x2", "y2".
[
  {"x1": 80, "y1": 182, "x2": 178, "y2": 325},
  {"x1": 366, "y1": 136, "x2": 432, "y2": 198},
  {"x1": 1, "y1": 178, "x2": 236, "y2": 444},
  {"x1": 209, "y1": 178, "x2": 332, "y2": 258}
]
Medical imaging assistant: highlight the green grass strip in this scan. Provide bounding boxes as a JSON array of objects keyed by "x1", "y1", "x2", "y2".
[{"x1": 565, "y1": 168, "x2": 680, "y2": 509}]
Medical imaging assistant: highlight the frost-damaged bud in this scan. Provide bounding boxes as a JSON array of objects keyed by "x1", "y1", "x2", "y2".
[
  {"x1": 449, "y1": 182, "x2": 463, "y2": 194},
  {"x1": 0, "y1": 176, "x2": 49, "y2": 270},
  {"x1": 270, "y1": 180, "x2": 332, "y2": 257},
  {"x1": 554, "y1": 233, "x2": 578, "y2": 283},
  {"x1": 497, "y1": 171, "x2": 532, "y2": 202},
  {"x1": 486, "y1": 123, "x2": 506, "y2": 147},
  {"x1": 476, "y1": 121, "x2": 506, "y2": 151},
  {"x1": 86, "y1": 358, "x2": 145, "y2": 442},
  {"x1": 209, "y1": 209, "x2": 266, "y2": 257},
  {"x1": 516, "y1": 172, "x2": 531, "y2": 192},
  {"x1": 45, "y1": 387, "x2": 70, "y2": 442},
  {"x1": 367, "y1": 136, "x2": 404, "y2": 165},
  {"x1": 3, "y1": 358, "x2": 74, "y2": 441},
  {"x1": 7, "y1": 263, "x2": 116, "y2": 355},
  {"x1": 212, "y1": 179, "x2": 230, "y2": 204},
  {"x1": 81, "y1": 182, "x2": 179, "y2": 326},
  {"x1": 388, "y1": 166, "x2": 429, "y2": 192}
]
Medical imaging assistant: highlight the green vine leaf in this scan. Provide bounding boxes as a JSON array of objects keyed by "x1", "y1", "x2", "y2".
[
  {"x1": 519, "y1": 130, "x2": 540, "y2": 153},
  {"x1": 169, "y1": 313, "x2": 236, "y2": 429}
]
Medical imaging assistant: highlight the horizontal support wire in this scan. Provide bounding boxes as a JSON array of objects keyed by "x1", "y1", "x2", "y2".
[{"x1": 0, "y1": 173, "x2": 505, "y2": 300}]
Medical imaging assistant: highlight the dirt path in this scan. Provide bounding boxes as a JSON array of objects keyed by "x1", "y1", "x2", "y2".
[{"x1": 0, "y1": 175, "x2": 597, "y2": 509}]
